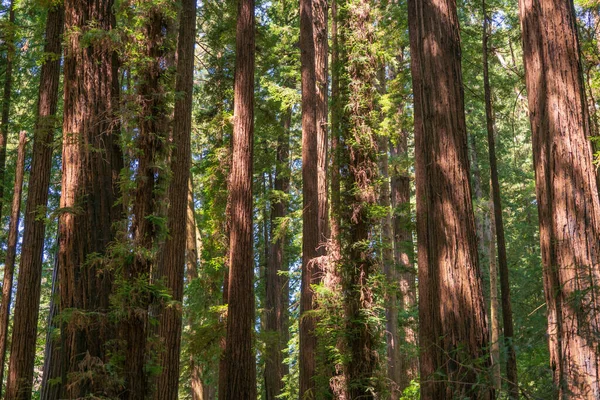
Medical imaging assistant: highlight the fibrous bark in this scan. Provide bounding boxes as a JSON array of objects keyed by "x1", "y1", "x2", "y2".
[
  {"x1": 407, "y1": 0, "x2": 492, "y2": 397},
  {"x1": 5, "y1": 5, "x2": 64, "y2": 398},
  {"x1": 299, "y1": 0, "x2": 320, "y2": 397},
  {"x1": 519, "y1": 0, "x2": 600, "y2": 397},
  {"x1": 0, "y1": 131, "x2": 26, "y2": 398},
  {"x1": 152, "y1": 0, "x2": 196, "y2": 397},
  {"x1": 221, "y1": 0, "x2": 256, "y2": 397},
  {"x1": 0, "y1": 0, "x2": 15, "y2": 220}
]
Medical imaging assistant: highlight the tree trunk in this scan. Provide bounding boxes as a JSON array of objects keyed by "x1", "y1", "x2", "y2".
[
  {"x1": 390, "y1": 129, "x2": 418, "y2": 390},
  {"x1": 221, "y1": 0, "x2": 256, "y2": 397},
  {"x1": 519, "y1": 0, "x2": 600, "y2": 397},
  {"x1": 299, "y1": 0, "x2": 320, "y2": 397},
  {"x1": 482, "y1": 4, "x2": 519, "y2": 397},
  {"x1": 313, "y1": 0, "x2": 328, "y2": 250},
  {"x1": 488, "y1": 198, "x2": 502, "y2": 392},
  {"x1": 5, "y1": 5, "x2": 63, "y2": 398},
  {"x1": 0, "y1": 0, "x2": 16, "y2": 220},
  {"x1": 0, "y1": 131, "x2": 26, "y2": 398},
  {"x1": 407, "y1": 0, "x2": 493, "y2": 398},
  {"x1": 39, "y1": 254, "x2": 62, "y2": 400},
  {"x1": 122, "y1": 4, "x2": 173, "y2": 398},
  {"x1": 338, "y1": 1, "x2": 379, "y2": 397},
  {"x1": 152, "y1": 0, "x2": 196, "y2": 397},
  {"x1": 56, "y1": 0, "x2": 123, "y2": 396},
  {"x1": 264, "y1": 110, "x2": 291, "y2": 400}
]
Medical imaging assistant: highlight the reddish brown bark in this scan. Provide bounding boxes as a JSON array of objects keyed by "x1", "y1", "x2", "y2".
[
  {"x1": 264, "y1": 111, "x2": 291, "y2": 400},
  {"x1": 5, "y1": 6, "x2": 64, "y2": 398},
  {"x1": 0, "y1": 0, "x2": 15, "y2": 219},
  {"x1": 221, "y1": 0, "x2": 256, "y2": 397},
  {"x1": 299, "y1": 0, "x2": 320, "y2": 397},
  {"x1": 483, "y1": 3, "x2": 519, "y2": 397},
  {"x1": 0, "y1": 131, "x2": 26, "y2": 398},
  {"x1": 314, "y1": 0, "x2": 329, "y2": 249},
  {"x1": 519, "y1": 0, "x2": 600, "y2": 397},
  {"x1": 407, "y1": 0, "x2": 492, "y2": 398},
  {"x1": 152, "y1": 0, "x2": 196, "y2": 397},
  {"x1": 56, "y1": 0, "x2": 123, "y2": 396}
]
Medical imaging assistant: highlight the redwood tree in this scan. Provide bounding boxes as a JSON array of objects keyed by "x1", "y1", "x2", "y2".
[
  {"x1": 0, "y1": 0, "x2": 15, "y2": 219},
  {"x1": 153, "y1": 0, "x2": 196, "y2": 397},
  {"x1": 221, "y1": 0, "x2": 256, "y2": 397},
  {"x1": 5, "y1": 5, "x2": 63, "y2": 398},
  {"x1": 0, "y1": 131, "x2": 26, "y2": 398},
  {"x1": 519, "y1": 0, "x2": 600, "y2": 397},
  {"x1": 408, "y1": 0, "x2": 492, "y2": 397},
  {"x1": 299, "y1": 0, "x2": 320, "y2": 397},
  {"x1": 55, "y1": 0, "x2": 123, "y2": 396}
]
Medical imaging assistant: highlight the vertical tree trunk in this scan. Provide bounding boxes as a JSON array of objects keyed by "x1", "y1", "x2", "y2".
[
  {"x1": 519, "y1": 1, "x2": 600, "y2": 397},
  {"x1": 0, "y1": 131, "x2": 26, "y2": 398},
  {"x1": 264, "y1": 110, "x2": 291, "y2": 400},
  {"x1": 56, "y1": 0, "x2": 123, "y2": 396},
  {"x1": 5, "y1": 5, "x2": 64, "y2": 398},
  {"x1": 152, "y1": 0, "x2": 196, "y2": 397},
  {"x1": 390, "y1": 128, "x2": 417, "y2": 390},
  {"x1": 313, "y1": 0, "x2": 329, "y2": 249},
  {"x1": 123, "y1": 4, "x2": 173, "y2": 398},
  {"x1": 40, "y1": 255, "x2": 62, "y2": 400},
  {"x1": 483, "y1": 4, "x2": 519, "y2": 397},
  {"x1": 407, "y1": 0, "x2": 492, "y2": 398},
  {"x1": 0, "y1": 0, "x2": 16, "y2": 219},
  {"x1": 221, "y1": 0, "x2": 256, "y2": 397},
  {"x1": 338, "y1": 1, "x2": 379, "y2": 397},
  {"x1": 488, "y1": 198, "x2": 502, "y2": 392},
  {"x1": 299, "y1": 0, "x2": 320, "y2": 397},
  {"x1": 186, "y1": 178, "x2": 215, "y2": 400}
]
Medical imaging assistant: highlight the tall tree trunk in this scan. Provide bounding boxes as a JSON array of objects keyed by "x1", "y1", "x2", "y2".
[
  {"x1": 314, "y1": 0, "x2": 329, "y2": 250},
  {"x1": 221, "y1": 0, "x2": 256, "y2": 397},
  {"x1": 338, "y1": 1, "x2": 379, "y2": 397},
  {"x1": 0, "y1": 0, "x2": 15, "y2": 219},
  {"x1": 186, "y1": 178, "x2": 215, "y2": 400},
  {"x1": 0, "y1": 131, "x2": 26, "y2": 398},
  {"x1": 482, "y1": 4, "x2": 519, "y2": 397},
  {"x1": 390, "y1": 129, "x2": 417, "y2": 390},
  {"x1": 40, "y1": 254, "x2": 62, "y2": 400},
  {"x1": 152, "y1": 0, "x2": 196, "y2": 398},
  {"x1": 299, "y1": 0, "x2": 320, "y2": 397},
  {"x1": 407, "y1": 0, "x2": 492, "y2": 398},
  {"x1": 264, "y1": 110, "x2": 291, "y2": 400},
  {"x1": 488, "y1": 198, "x2": 502, "y2": 392},
  {"x1": 5, "y1": 5, "x2": 63, "y2": 398},
  {"x1": 519, "y1": 0, "x2": 600, "y2": 397},
  {"x1": 56, "y1": 0, "x2": 123, "y2": 396},
  {"x1": 122, "y1": 4, "x2": 173, "y2": 398}
]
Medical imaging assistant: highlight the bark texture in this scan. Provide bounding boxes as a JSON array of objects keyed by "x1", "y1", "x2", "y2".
[
  {"x1": 56, "y1": 0, "x2": 123, "y2": 396},
  {"x1": 221, "y1": 0, "x2": 256, "y2": 397},
  {"x1": 0, "y1": 131, "x2": 26, "y2": 398},
  {"x1": 408, "y1": 0, "x2": 492, "y2": 397},
  {"x1": 299, "y1": 0, "x2": 320, "y2": 397},
  {"x1": 264, "y1": 111, "x2": 291, "y2": 400},
  {"x1": 152, "y1": 0, "x2": 196, "y2": 397},
  {"x1": 5, "y1": 6, "x2": 64, "y2": 398},
  {"x1": 519, "y1": 0, "x2": 600, "y2": 397}
]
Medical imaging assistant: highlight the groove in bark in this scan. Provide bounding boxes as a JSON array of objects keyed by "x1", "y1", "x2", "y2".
[
  {"x1": 519, "y1": 0, "x2": 600, "y2": 397},
  {"x1": 408, "y1": 0, "x2": 493, "y2": 397}
]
